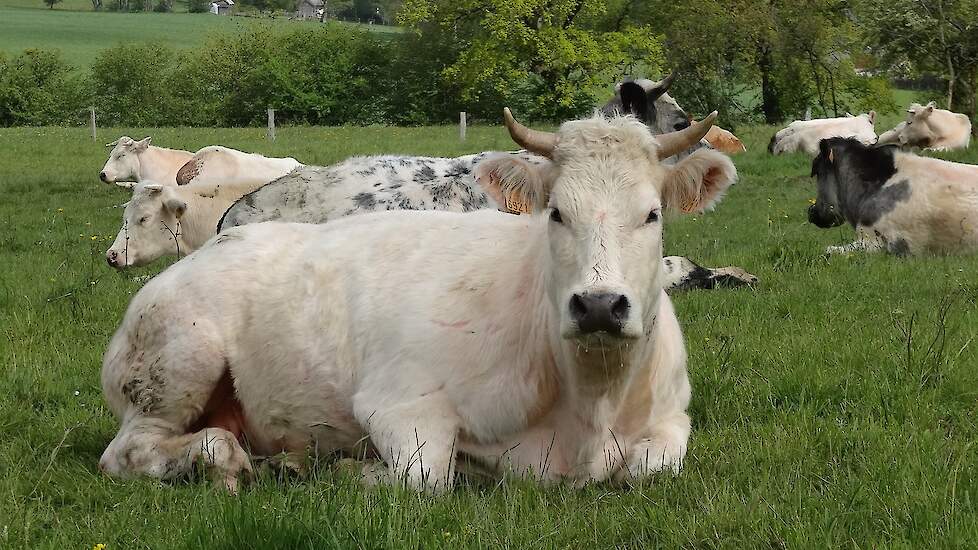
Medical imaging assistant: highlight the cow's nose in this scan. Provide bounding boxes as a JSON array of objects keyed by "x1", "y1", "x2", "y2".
[
  {"x1": 569, "y1": 292, "x2": 629, "y2": 335},
  {"x1": 106, "y1": 250, "x2": 119, "y2": 267},
  {"x1": 674, "y1": 119, "x2": 691, "y2": 131},
  {"x1": 99, "y1": 171, "x2": 109, "y2": 182}
]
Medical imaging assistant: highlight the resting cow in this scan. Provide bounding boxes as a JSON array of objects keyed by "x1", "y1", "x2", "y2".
[
  {"x1": 174, "y1": 145, "x2": 302, "y2": 187},
  {"x1": 876, "y1": 102, "x2": 972, "y2": 152},
  {"x1": 100, "y1": 137, "x2": 193, "y2": 188},
  {"x1": 808, "y1": 137, "x2": 978, "y2": 255},
  {"x1": 105, "y1": 178, "x2": 272, "y2": 268},
  {"x1": 98, "y1": 110, "x2": 736, "y2": 493},
  {"x1": 769, "y1": 112, "x2": 876, "y2": 156}
]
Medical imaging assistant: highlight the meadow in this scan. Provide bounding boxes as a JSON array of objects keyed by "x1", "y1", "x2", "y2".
[
  {"x1": 1, "y1": 117, "x2": 977, "y2": 548},
  {"x1": 0, "y1": 2, "x2": 398, "y2": 70}
]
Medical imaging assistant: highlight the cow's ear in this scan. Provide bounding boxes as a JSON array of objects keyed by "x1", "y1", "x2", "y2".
[
  {"x1": 163, "y1": 196, "x2": 187, "y2": 218},
  {"x1": 868, "y1": 111, "x2": 876, "y2": 124},
  {"x1": 921, "y1": 104, "x2": 935, "y2": 117},
  {"x1": 474, "y1": 154, "x2": 553, "y2": 214},
  {"x1": 133, "y1": 137, "x2": 151, "y2": 151},
  {"x1": 660, "y1": 149, "x2": 737, "y2": 214}
]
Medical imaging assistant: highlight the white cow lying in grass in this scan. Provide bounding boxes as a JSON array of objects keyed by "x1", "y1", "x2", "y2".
[
  {"x1": 104, "y1": 146, "x2": 302, "y2": 268},
  {"x1": 100, "y1": 137, "x2": 193, "y2": 188},
  {"x1": 769, "y1": 112, "x2": 877, "y2": 156},
  {"x1": 174, "y1": 145, "x2": 302, "y2": 188},
  {"x1": 105, "y1": 179, "x2": 272, "y2": 268},
  {"x1": 98, "y1": 110, "x2": 735, "y2": 493},
  {"x1": 876, "y1": 102, "x2": 972, "y2": 151}
]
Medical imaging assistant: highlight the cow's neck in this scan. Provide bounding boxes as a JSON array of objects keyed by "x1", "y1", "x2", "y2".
[
  {"x1": 137, "y1": 147, "x2": 187, "y2": 183},
  {"x1": 173, "y1": 191, "x2": 225, "y2": 253}
]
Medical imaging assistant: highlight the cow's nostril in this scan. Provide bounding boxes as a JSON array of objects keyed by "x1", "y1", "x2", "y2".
[
  {"x1": 610, "y1": 294, "x2": 629, "y2": 321},
  {"x1": 569, "y1": 293, "x2": 587, "y2": 323},
  {"x1": 99, "y1": 172, "x2": 108, "y2": 182}
]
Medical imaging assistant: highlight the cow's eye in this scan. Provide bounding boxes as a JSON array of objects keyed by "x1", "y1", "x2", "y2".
[
  {"x1": 549, "y1": 208, "x2": 563, "y2": 224},
  {"x1": 645, "y1": 209, "x2": 660, "y2": 224},
  {"x1": 138, "y1": 216, "x2": 149, "y2": 225}
]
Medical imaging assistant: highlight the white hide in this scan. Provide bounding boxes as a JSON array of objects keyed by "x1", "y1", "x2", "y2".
[
  {"x1": 176, "y1": 145, "x2": 302, "y2": 188},
  {"x1": 876, "y1": 102, "x2": 972, "y2": 151},
  {"x1": 771, "y1": 112, "x2": 877, "y2": 155}
]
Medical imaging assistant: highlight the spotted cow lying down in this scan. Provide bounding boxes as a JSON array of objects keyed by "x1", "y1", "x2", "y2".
[
  {"x1": 809, "y1": 137, "x2": 978, "y2": 255},
  {"x1": 219, "y1": 152, "x2": 756, "y2": 291}
]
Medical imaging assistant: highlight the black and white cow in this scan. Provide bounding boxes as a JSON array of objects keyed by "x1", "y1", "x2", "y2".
[{"x1": 808, "y1": 137, "x2": 978, "y2": 255}]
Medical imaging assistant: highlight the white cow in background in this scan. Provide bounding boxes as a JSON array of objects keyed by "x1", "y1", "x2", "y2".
[
  {"x1": 769, "y1": 112, "x2": 877, "y2": 155},
  {"x1": 98, "y1": 111, "x2": 736, "y2": 493},
  {"x1": 105, "y1": 178, "x2": 271, "y2": 268},
  {"x1": 175, "y1": 145, "x2": 302, "y2": 187},
  {"x1": 876, "y1": 102, "x2": 972, "y2": 151},
  {"x1": 99, "y1": 137, "x2": 193, "y2": 188}
]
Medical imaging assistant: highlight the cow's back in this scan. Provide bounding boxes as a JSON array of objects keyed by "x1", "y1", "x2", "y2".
[{"x1": 218, "y1": 154, "x2": 498, "y2": 232}]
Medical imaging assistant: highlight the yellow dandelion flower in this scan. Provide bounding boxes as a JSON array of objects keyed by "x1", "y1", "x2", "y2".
[
  {"x1": 91, "y1": 235, "x2": 98, "y2": 241},
  {"x1": 57, "y1": 208, "x2": 64, "y2": 213},
  {"x1": 93, "y1": 544, "x2": 107, "y2": 550},
  {"x1": 808, "y1": 198, "x2": 817, "y2": 205}
]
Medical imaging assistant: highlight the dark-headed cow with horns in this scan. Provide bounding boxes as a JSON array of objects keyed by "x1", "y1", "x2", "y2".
[
  {"x1": 809, "y1": 137, "x2": 978, "y2": 256},
  {"x1": 98, "y1": 108, "x2": 735, "y2": 493}
]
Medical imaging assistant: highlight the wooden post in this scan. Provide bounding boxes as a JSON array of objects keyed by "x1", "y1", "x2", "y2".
[
  {"x1": 459, "y1": 111, "x2": 467, "y2": 141},
  {"x1": 267, "y1": 108, "x2": 276, "y2": 141},
  {"x1": 90, "y1": 106, "x2": 97, "y2": 141}
]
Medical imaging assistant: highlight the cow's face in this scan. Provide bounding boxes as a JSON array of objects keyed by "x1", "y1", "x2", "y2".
[
  {"x1": 100, "y1": 137, "x2": 151, "y2": 183},
  {"x1": 478, "y1": 110, "x2": 735, "y2": 343},
  {"x1": 616, "y1": 75, "x2": 693, "y2": 135},
  {"x1": 809, "y1": 139, "x2": 847, "y2": 227},
  {"x1": 106, "y1": 182, "x2": 187, "y2": 269},
  {"x1": 897, "y1": 102, "x2": 938, "y2": 147}
]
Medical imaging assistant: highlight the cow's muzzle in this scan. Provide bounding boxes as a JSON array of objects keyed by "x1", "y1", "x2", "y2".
[
  {"x1": 569, "y1": 292, "x2": 629, "y2": 336},
  {"x1": 808, "y1": 204, "x2": 844, "y2": 228},
  {"x1": 100, "y1": 171, "x2": 110, "y2": 183}
]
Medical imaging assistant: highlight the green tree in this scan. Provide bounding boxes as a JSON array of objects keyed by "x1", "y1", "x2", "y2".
[
  {"x1": 623, "y1": 0, "x2": 893, "y2": 125},
  {"x1": 859, "y1": 0, "x2": 978, "y2": 125},
  {"x1": 397, "y1": 0, "x2": 665, "y2": 122}
]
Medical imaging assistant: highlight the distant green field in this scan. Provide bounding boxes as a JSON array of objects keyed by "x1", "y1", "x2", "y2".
[{"x1": 0, "y1": 3, "x2": 399, "y2": 70}]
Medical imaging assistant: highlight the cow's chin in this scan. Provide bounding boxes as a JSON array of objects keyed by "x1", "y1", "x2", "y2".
[{"x1": 560, "y1": 323, "x2": 643, "y2": 344}]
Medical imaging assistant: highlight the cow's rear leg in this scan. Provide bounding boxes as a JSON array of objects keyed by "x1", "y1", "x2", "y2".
[
  {"x1": 99, "y1": 415, "x2": 252, "y2": 492},
  {"x1": 355, "y1": 392, "x2": 461, "y2": 493},
  {"x1": 662, "y1": 256, "x2": 758, "y2": 291}
]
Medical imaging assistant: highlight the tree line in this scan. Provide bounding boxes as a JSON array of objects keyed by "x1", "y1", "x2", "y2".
[{"x1": 5, "y1": 0, "x2": 978, "y2": 128}]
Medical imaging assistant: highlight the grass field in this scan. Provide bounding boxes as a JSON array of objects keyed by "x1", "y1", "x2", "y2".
[
  {"x1": 0, "y1": 2, "x2": 399, "y2": 70},
  {"x1": 2, "y1": 121, "x2": 978, "y2": 548}
]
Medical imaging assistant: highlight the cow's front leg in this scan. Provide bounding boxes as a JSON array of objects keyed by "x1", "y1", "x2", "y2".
[
  {"x1": 615, "y1": 412, "x2": 690, "y2": 482},
  {"x1": 355, "y1": 392, "x2": 461, "y2": 493},
  {"x1": 99, "y1": 416, "x2": 253, "y2": 493}
]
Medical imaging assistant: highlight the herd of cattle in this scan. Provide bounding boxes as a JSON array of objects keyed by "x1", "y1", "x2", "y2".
[{"x1": 91, "y1": 76, "x2": 978, "y2": 492}]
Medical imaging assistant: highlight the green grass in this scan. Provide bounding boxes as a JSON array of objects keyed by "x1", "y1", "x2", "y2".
[
  {"x1": 2, "y1": 123, "x2": 978, "y2": 548},
  {"x1": 0, "y1": 2, "x2": 399, "y2": 70}
]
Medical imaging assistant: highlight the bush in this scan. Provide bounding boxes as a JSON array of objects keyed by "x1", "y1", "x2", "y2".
[
  {"x1": 90, "y1": 43, "x2": 176, "y2": 126},
  {"x1": 188, "y1": 0, "x2": 210, "y2": 12},
  {"x1": 0, "y1": 49, "x2": 88, "y2": 126}
]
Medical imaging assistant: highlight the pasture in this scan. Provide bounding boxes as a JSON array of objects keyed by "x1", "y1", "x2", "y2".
[
  {"x1": 0, "y1": 3, "x2": 399, "y2": 70},
  {"x1": 2, "y1": 122, "x2": 978, "y2": 548}
]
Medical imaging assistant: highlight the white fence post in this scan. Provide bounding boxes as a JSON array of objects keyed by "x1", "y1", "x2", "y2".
[
  {"x1": 90, "y1": 106, "x2": 97, "y2": 141},
  {"x1": 267, "y1": 108, "x2": 276, "y2": 141},
  {"x1": 459, "y1": 111, "x2": 467, "y2": 141}
]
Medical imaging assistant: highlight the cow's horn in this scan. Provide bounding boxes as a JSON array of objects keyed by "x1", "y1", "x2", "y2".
[
  {"x1": 105, "y1": 139, "x2": 120, "y2": 147},
  {"x1": 503, "y1": 107, "x2": 557, "y2": 158},
  {"x1": 656, "y1": 111, "x2": 717, "y2": 160}
]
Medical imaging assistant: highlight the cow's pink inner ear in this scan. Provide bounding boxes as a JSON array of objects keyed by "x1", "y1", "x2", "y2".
[{"x1": 662, "y1": 150, "x2": 737, "y2": 214}]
